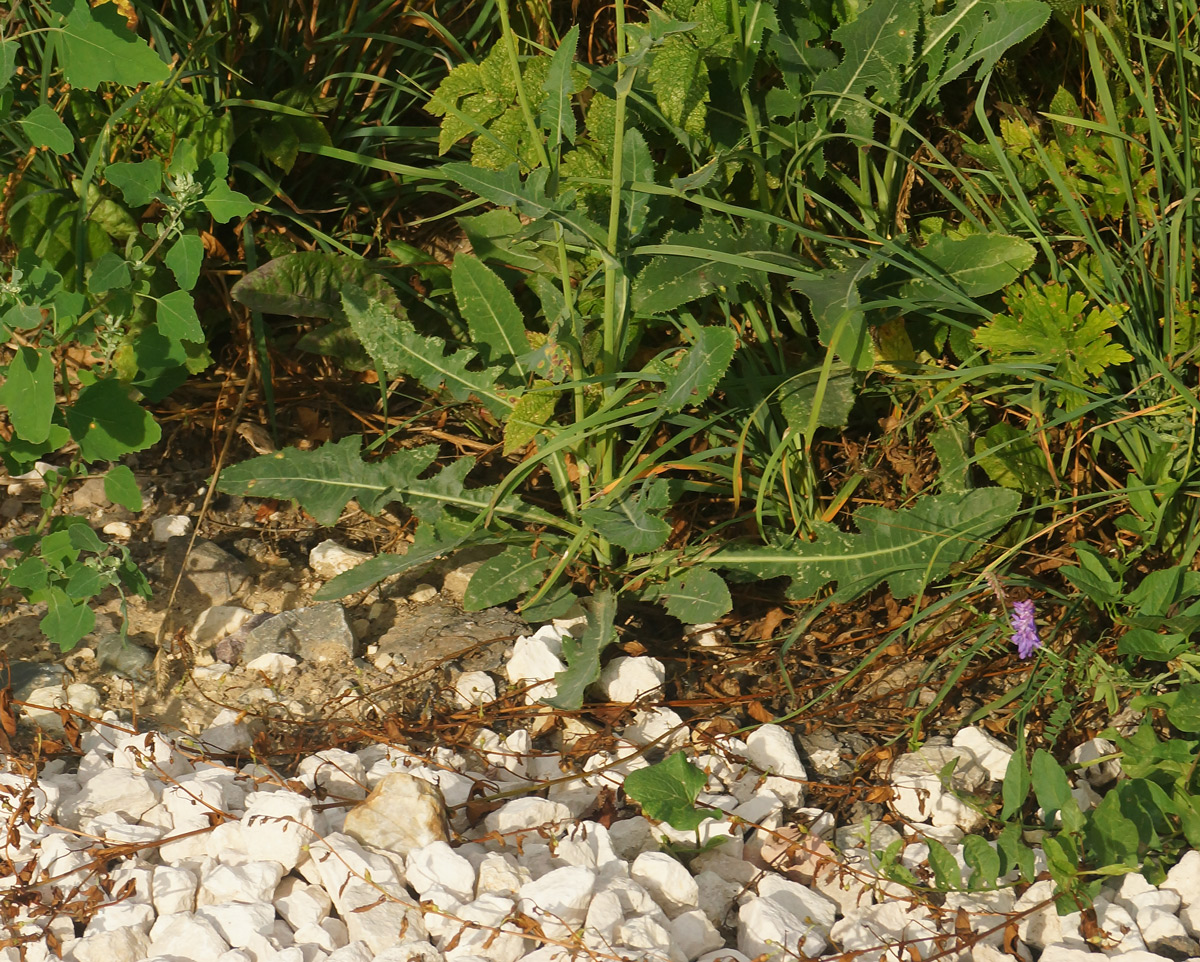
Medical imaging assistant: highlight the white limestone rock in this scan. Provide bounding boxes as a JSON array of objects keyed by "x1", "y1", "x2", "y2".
[
  {"x1": 600, "y1": 656, "x2": 666, "y2": 703},
  {"x1": 309, "y1": 540, "x2": 373, "y2": 579},
  {"x1": 153, "y1": 515, "x2": 193, "y2": 542},
  {"x1": 745, "y1": 725, "x2": 807, "y2": 808},
  {"x1": 505, "y1": 627, "x2": 567, "y2": 701},
  {"x1": 518, "y1": 865, "x2": 597, "y2": 939},
  {"x1": 343, "y1": 772, "x2": 449, "y2": 857},
  {"x1": 148, "y1": 914, "x2": 230, "y2": 960},
  {"x1": 240, "y1": 791, "x2": 316, "y2": 872},
  {"x1": 407, "y1": 841, "x2": 477, "y2": 904},
  {"x1": 889, "y1": 745, "x2": 989, "y2": 832},
  {"x1": 631, "y1": 851, "x2": 700, "y2": 919},
  {"x1": 453, "y1": 670, "x2": 498, "y2": 708},
  {"x1": 951, "y1": 727, "x2": 1013, "y2": 782}
]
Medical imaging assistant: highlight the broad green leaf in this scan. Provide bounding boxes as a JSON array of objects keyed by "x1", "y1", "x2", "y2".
[
  {"x1": 540, "y1": 24, "x2": 579, "y2": 147},
  {"x1": 341, "y1": 285, "x2": 513, "y2": 416},
  {"x1": 1167, "y1": 685, "x2": 1200, "y2": 734},
  {"x1": 67, "y1": 523, "x2": 105, "y2": 553},
  {"x1": 926, "y1": 838, "x2": 962, "y2": 890},
  {"x1": 503, "y1": 387, "x2": 559, "y2": 455},
  {"x1": 217, "y1": 437, "x2": 438, "y2": 526},
  {"x1": 634, "y1": 216, "x2": 769, "y2": 316},
  {"x1": 547, "y1": 590, "x2": 617, "y2": 711},
  {"x1": 52, "y1": 0, "x2": 169, "y2": 89},
  {"x1": 0, "y1": 346, "x2": 56, "y2": 444},
  {"x1": 65, "y1": 378, "x2": 161, "y2": 461},
  {"x1": 155, "y1": 289, "x2": 203, "y2": 344},
  {"x1": 20, "y1": 104, "x2": 73, "y2": 154},
  {"x1": 201, "y1": 179, "x2": 255, "y2": 223},
  {"x1": 0, "y1": 37, "x2": 14, "y2": 88},
  {"x1": 1117, "y1": 628, "x2": 1187, "y2": 662},
  {"x1": 975, "y1": 422, "x2": 1053, "y2": 495},
  {"x1": 1031, "y1": 749, "x2": 1072, "y2": 821},
  {"x1": 650, "y1": 570, "x2": 732, "y2": 623},
  {"x1": 7, "y1": 558, "x2": 49, "y2": 592},
  {"x1": 581, "y1": 494, "x2": 671, "y2": 554},
  {"x1": 64, "y1": 562, "x2": 108, "y2": 601},
  {"x1": 962, "y1": 834, "x2": 1001, "y2": 890},
  {"x1": 779, "y1": 366, "x2": 857, "y2": 432},
  {"x1": 87, "y1": 251, "x2": 131, "y2": 293},
  {"x1": 104, "y1": 464, "x2": 143, "y2": 511},
  {"x1": 715, "y1": 489, "x2": 1020, "y2": 600},
  {"x1": 623, "y1": 752, "x2": 714, "y2": 832},
  {"x1": 658, "y1": 327, "x2": 737, "y2": 414},
  {"x1": 519, "y1": 582, "x2": 580, "y2": 622},
  {"x1": 41, "y1": 585, "x2": 95, "y2": 652},
  {"x1": 1001, "y1": 750, "x2": 1030, "y2": 821},
  {"x1": 810, "y1": 0, "x2": 919, "y2": 140},
  {"x1": 903, "y1": 234, "x2": 1036, "y2": 299},
  {"x1": 451, "y1": 255, "x2": 527, "y2": 373},
  {"x1": 232, "y1": 252, "x2": 404, "y2": 321},
  {"x1": 105, "y1": 159, "x2": 162, "y2": 207},
  {"x1": 165, "y1": 234, "x2": 204, "y2": 290},
  {"x1": 462, "y1": 544, "x2": 555, "y2": 611},
  {"x1": 930, "y1": 423, "x2": 972, "y2": 494}
]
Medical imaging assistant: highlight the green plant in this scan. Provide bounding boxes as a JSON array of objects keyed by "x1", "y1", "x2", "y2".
[{"x1": 1, "y1": 0, "x2": 252, "y2": 649}]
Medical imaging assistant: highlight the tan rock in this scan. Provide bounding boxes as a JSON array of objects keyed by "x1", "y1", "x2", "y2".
[{"x1": 343, "y1": 773, "x2": 450, "y2": 856}]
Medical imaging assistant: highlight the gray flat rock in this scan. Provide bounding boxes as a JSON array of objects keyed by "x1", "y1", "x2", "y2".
[
  {"x1": 162, "y1": 538, "x2": 251, "y2": 607},
  {"x1": 239, "y1": 604, "x2": 356, "y2": 665},
  {"x1": 375, "y1": 600, "x2": 525, "y2": 674}
]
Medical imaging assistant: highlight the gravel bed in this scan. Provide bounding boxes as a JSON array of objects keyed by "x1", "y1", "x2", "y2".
[{"x1": 5, "y1": 617, "x2": 1200, "y2": 962}]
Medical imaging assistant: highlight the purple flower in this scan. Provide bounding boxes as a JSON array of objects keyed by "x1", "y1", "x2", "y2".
[{"x1": 1010, "y1": 600, "x2": 1041, "y2": 659}]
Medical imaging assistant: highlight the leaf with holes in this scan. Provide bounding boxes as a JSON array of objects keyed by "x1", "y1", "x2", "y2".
[
  {"x1": 463, "y1": 544, "x2": 556, "y2": 611},
  {"x1": 232, "y1": 252, "x2": 404, "y2": 321}
]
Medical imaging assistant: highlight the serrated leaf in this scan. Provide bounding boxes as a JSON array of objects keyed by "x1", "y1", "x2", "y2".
[
  {"x1": 921, "y1": 0, "x2": 1049, "y2": 94},
  {"x1": 165, "y1": 234, "x2": 204, "y2": 290},
  {"x1": 811, "y1": 0, "x2": 919, "y2": 139},
  {"x1": 104, "y1": 464, "x2": 142, "y2": 511},
  {"x1": 930, "y1": 423, "x2": 972, "y2": 494},
  {"x1": 217, "y1": 437, "x2": 438, "y2": 526},
  {"x1": 621, "y1": 128, "x2": 654, "y2": 243},
  {"x1": 779, "y1": 366, "x2": 857, "y2": 432},
  {"x1": 88, "y1": 251, "x2": 131, "y2": 293},
  {"x1": 624, "y1": 753, "x2": 715, "y2": 831},
  {"x1": 462, "y1": 544, "x2": 555, "y2": 611},
  {"x1": 155, "y1": 289, "x2": 203, "y2": 344},
  {"x1": 903, "y1": 233, "x2": 1036, "y2": 300},
  {"x1": 634, "y1": 216, "x2": 769, "y2": 315},
  {"x1": 503, "y1": 387, "x2": 559, "y2": 455},
  {"x1": 651, "y1": 570, "x2": 731, "y2": 622},
  {"x1": 581, "y1": 494, "x2": 671, "y2": 553},
  {"x1": 451, "y1": 255, "x2": 527, "y2": 373},
  {"x1": 648, "y1": 34, "x2": 710, "y2": 137},
  {"x1": 21, "y1": 104, "x2": 73, "y2": 154},
  {"x1": 714, "y1": 489, "x2": 1021, "y2": 600},
  {"x1": 0, "y1": 346, "x2": 56, "y2": 444},
  {"x1": 658, "y1": 327, "x2": 737, "y2": 414},
  {"x1": 540, "y1": 25, "x2": 579, "y2": 147},
  {"x1": 975, "y1": 423, "x2": 1052, "y2": 495},
  {"x1": 105, "y1": 159, "x2": 162, "y2": 207},
  {"x1": 65, "y1": 378, "x2": 161, "y2": 461},
  {"x1": 41, "y1": 585, "x2": 95, "y2": 652},
  {"x1": 232, "y1": 252, "x2": 404, "y2": 321},
  {"x1": 791, "y1": 257, "x2": 879, "y2": 372},
  {"x1": 547, "y1": 590, "x2": 617, "y2": 711},
  {"x1": 52, "y1": 0, "x2": 169, "y2": 89},
  {"x1": 341, "y1": 285, "x2": 513, "y2": 416}
]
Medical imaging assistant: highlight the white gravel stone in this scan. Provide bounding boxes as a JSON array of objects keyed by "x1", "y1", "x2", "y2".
[
  {"x1": 889, "y1": 745, "x2": 988, "y2": 831},
  {"x1": 199, "y1": 708, "x2": 257, "y2": 753},
  {"x1": 276, "y1": 877, "x2": 334, "y2": 931},
  {"x1": 1166, "y1": 850, "x2": 1200, "y2": 908},
  {"x1": 600, "y1": 655, "x2": 666, "y2": 703},
  {"x1": 298, "y1": 749, "x2": 366, "y2": 799},
  {"x1": 244, "y1": 651, "x2": 299, "y2": 677},
  {"x1": 631, "y1": 851, "x2": 700, "y2": 919},
  {"x1": 309, "y1": 539, "x2": 374, "y2": 579},
  {"x1": 148, "y1": 913, "x2": 230, "y2": 959},
  {"x1": 453, "y1": 670, "x2": 498, "y2": 708},
  {"x1": 505, "y1": 628, "x2": 567, "y2": 702},
  {"x1": 241, "y1": 791, "x2": 316, "y2": 871},
  {"x1": 101, "y1": 521, "x2": 133, "y2": 539},
  {"x1": 739, "y1": 895, "x2": 827, "y2": 958},
  {"x1": 671, "y1": 909, "x2": 725, "y2": 960},
  {"x1": 153, "y1": 514, "x2": 193, "y2": 541},
  {"x1": 441, "y1": 894, "x2": 527, "y2": 962},
  {"x1": 22, "y1": 683, "x2": 102, "y2": 736},
  {"x1": 484, "y1": 797, "x2": 573, "y2": 836},
  {"x1": 407, "y1": 841, "x2": 477, "y2": 903},
  {"x1": 72, "y1": 926, "x2": 150, "y2": 962},
  {"x1": 745, "y1": 724, "x2": 807, "y2": 808},
  {"x1": 343, "y1": 772, "x2": 450, "y2": 856},
  {"x1": 197, "y1": 901, "x2": 277, "y2": 947},
  {"x1": 198, "y1": 861, "x2": 284, "y2": 906},
  {"x1": 624, "y1": 707, "x2": 689, "y2": 750},
  {"x1": 193, "y1": 606, "x2": 255, "y2": 647},
  {"x1": 951, "y1": 726, "x2": 1013, "y2": 781},
  {"x1": 518, "y1": 865, "x2": 596, "y2": 939}
]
